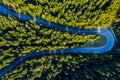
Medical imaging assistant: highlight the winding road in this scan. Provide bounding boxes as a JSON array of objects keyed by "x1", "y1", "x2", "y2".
[{"x1": 0, "y1": 3, "x2": 116, "y2": 78}]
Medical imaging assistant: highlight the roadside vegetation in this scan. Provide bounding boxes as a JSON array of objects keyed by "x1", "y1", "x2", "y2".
[
  {"x1": 0, "y1": 14, "x2": 99, "y2": 72},
  {"x1": 2, "y1": 0, "x2": 120, "y2": 29}
]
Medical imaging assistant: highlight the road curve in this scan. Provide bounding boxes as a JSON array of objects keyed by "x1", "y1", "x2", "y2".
[{"x1": 0, "y1": 3, "x2": 116, "y2": 77}]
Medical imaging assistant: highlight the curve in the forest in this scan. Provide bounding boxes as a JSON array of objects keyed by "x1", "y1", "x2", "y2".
[{"x1": 0, "y1": 4, "x2": 116, "y2": 78}]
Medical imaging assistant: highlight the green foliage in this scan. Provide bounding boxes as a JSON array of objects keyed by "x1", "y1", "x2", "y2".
[
  {"x1": 2, "y1": 53, "x2": 120, "y2": 80},
  {"x1": 2, "y1": 0, "x2": 120, "y2": 29},
  {"x1": 0, "y1": 14, "x2": 98, "y2": 74}
]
